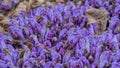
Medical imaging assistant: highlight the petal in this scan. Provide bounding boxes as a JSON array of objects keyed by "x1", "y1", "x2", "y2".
[
  {"x1": 54, "y1": 63, "x2": 64, "y2": 68},
  {"x1": 59, "y1": 28, "x2": 67, "y2": 39}
]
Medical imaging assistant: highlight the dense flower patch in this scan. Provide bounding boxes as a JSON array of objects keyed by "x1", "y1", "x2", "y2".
[{"x1": 0, "y1": 0, "x2": 120, "y2": 68}]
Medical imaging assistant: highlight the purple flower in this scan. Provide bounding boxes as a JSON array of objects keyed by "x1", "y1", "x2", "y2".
[
  {"x1": 80, "y1": 16, "x2": 87, "y2": 28},
  {"x1": 23, "y1": 61, "x2": 31, "y2": 67},
  {"x1": 6, "y1": 62, "x2": 15, "y2": 68},
  {"x1": 99, "y1": 51, "x2": 112, "y2": 68},
  {"x1": 75, "y1": 43, "x2": 82, "y2": 57},
  {"x1": 22, "y1": 27, "x2": 30, "y2": 38},
  {"x1": 95, "y1": 0, "x2": 103, "y2": 7},
  {"x1": 40, "y1": 27, "x2": 50, "y2": 40},
  {"x1": 0, "y1": 61, "x2": 7, "y2": 68},
  {"x1": 105, "y1": 30, "x2": 113, "y2": 43},
  {"x1": 56, "y1": 3, "x2": 65, "y2": 13},
  {"x1": 12, "y1": 0, "x2": 19, "y2": 5},
  {"x1": 53, "y1": 9, "x2": 63, "y2": 23},
  {"x1": 1, "y1": 2, "x2": 11, "y2": 11},
  {"x1": 62, "y1": 50, "x2": 71, "y2": 63},
  {"x1": 109, "y1": 16, "x2": 119, "y2": 30},
  {"x1": 72, "y1": 7, "x2": 80, "y2": 17},
  {"x1": 53, "y1": 42, "x2": 63, "y2": 51},
  {"x1": 110, "y1": 35, "x2": 119, "y2": 51},
  {"x1": 85, "y1": 37, "x2": 90, "y2": 53},
  {"x1": 80, "y1": 6, "x2": 86, "y2": 15},
  {"x1": 95, "y1": 45, "x2": 102, "y2": 62},
  {"x1": 44, "y1": 40, "x2": 52, "y2": 48},
  {"x1": 91, "y1": 62, "x2": 98, "y2": 68},
  {"x1": 0, "y1": 53, "x2": 5, "y2": 60},
  {"x1": 111, "y1": 62, "x2": 120, "y2": 68},
  {"x1": 0, "y1": 34, "x2": 7, "y2": 52},
  {"x1": 7, "y1": 44, "x2": 15, "y2": 54},
  {"x1": 114, "y1": 5, "x2": 120, "y2": 15},
  {"x1": 43, "y1": 61, "x2": 53, "y2": 68},
  {"x1": 28, "y1": 17, "x2": 38, "y2": 28},
  {"x1": 110, "y1": 51, "x2": 120, "y2": 62},
  {"x1": 59, "y1": 28, "x2": 67, "y2": 39},
  {"x1": 85, "y1": 0, "x2": 90, "y2": 8},
  {"x1": 76, "y1": 59, "x2": 84, "y2": 68},
  {"x1": 51, "y1": 50, "x2": 61, "y2": 62},
  {"x1": 17, "y1": 14, "x2": 25, "y2": 27},
  {"x1": 54, "y1": 63, "x2": 64, "y2": 68},
  {"x1": 29, "y1": 57, "x2": 35, "y2": 64},
  {"x1": 30, "y1": 52, "x2": 37, "y2": 58},
  {"x1": 79, "y1": 56, "x2": 90, "y2": 66},
  {"x1": 67, "y1": 34, "x2": 78, "y2": 45},
  {"x1": 116, "y1": 0, "x2": 120, "y2": 4},
  {"x1": 9, "y1": 26, "x2": 25, "y2": 40},
  {"x1": 58, "y1": 48, "x2": 66, "y2": 57},
  {"x1": 64, "y1": 22, "x2": 74, "y2": 29}
]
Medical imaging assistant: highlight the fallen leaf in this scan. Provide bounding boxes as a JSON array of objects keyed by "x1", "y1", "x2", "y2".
[
  {"x1": 86, "y1": 7, "x2": 108, "y2": 35},
  {"x1": 30, "y1": 0, "x2": 45, "y2": 8},
  {"x1": 0, "y1": 17, "x2": 10, "y2": 31},
  {"x1": 0, "y1": 26, "x2": 5, "y2": 33},
  {"x1": 0, "y1": 14, "x2": 4, "y2": 21},
  {"x1": 14, "y1": 1, "x2": 27, "y2": 15},
  {"x1": 56, "y1": 0, "x2": 64, "y2": 3}
]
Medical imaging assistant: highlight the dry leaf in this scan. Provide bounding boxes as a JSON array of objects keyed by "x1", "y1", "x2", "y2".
[
  {"x1": 0, "y1": 17, "x2": 10, "y2": 31},
  {"x1": 4, "y1": 48, "x2": 12, "y2": 56},
  {"x1": 14, "y1": 1, "x2": 27, "y2": 15},
  {"x1": 0, "y1": 14, "x2": 4, "y2": 21},
  {"x1": 0, "y1": 26, "x2": 5, "y2": 33},
  {"x1": 86, "y1": 7, "x2": 108, "y2": 34},
  {"x1": 30, "y1": 0, "x2": 45, "y2": 8},
  {"x1": 23, "y1": 40, "x2": 33, "y2": 50},
  {"x1": 56, "y1": 0, "x2": 64, "y2": 3}
]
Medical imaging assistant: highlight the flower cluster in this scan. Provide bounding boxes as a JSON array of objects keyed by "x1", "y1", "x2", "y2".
[{"x1": 0, "y1": 0, "x2": 120, "y2": 68}]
